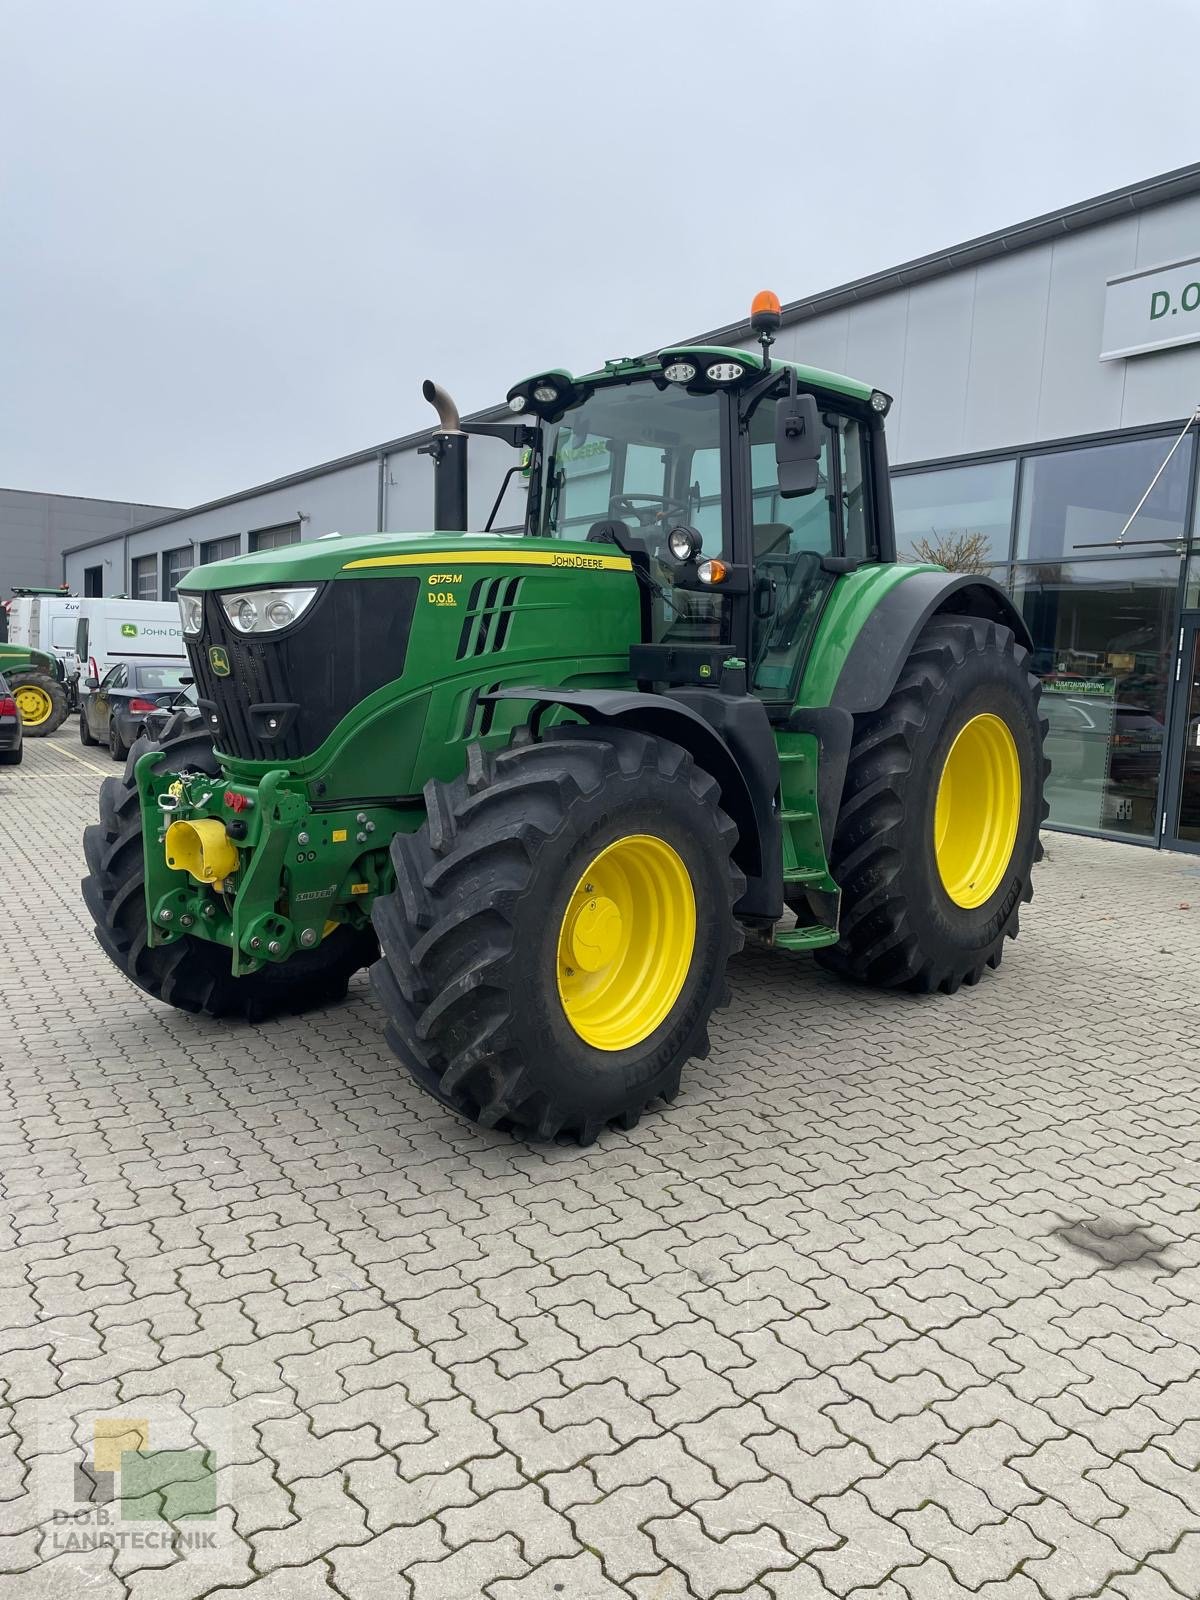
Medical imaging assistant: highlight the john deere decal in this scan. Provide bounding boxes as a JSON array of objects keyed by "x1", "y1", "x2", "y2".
[{"x1": 208, "y1": 646, "x2": 231, "y2": 677}]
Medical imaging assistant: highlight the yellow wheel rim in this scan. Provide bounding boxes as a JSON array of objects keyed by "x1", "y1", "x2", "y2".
[
  {"x1": 14, "y1": 684, "x2": 53, "y2": 726},
  {"x1": 934, "y1": 712, "x2": 1022, "y2": 909},
  {"x1": 556, "y1": 834, "x2": 696, "y2": 1052}
]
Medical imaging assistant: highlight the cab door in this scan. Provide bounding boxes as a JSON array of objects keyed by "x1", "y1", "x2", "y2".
[{"x1": 744, "y1": 395, "x2": 872, "y2": 708}]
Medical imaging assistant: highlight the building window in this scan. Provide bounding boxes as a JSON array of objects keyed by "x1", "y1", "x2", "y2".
[
  {"x1": 83, "y1": 565, "x2": 103, "y2": 596},
  {"x1": 249, "y1": 523, "x2": 301, "y2": 553},
  {"x1": 1016, "y1": 434, "x2": 1193, "y2": 562},
  {"x1": 1187, "y1": 554, "x2": 1200, "y2": 610},
  {"x1": 131, "y1": 555, "x2": 157, "y2": 601},
  {"x1": 162, "y1": 546, "x2": 193, "y2": 601},
  {"x1": 892, "y1": 460, "x2": 1016, "y2": 568},
  {"x1": 1013, "y1": 557, "x2": 1179, "y2": 841},
  {"x1": 200, "y1": 536, "x2": 240, "y2": 564}
]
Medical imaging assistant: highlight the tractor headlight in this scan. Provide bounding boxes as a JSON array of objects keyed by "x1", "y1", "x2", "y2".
[
  {"x1": 667, "y1": 526, "x2": 702, "y2": 563},
  {"x1": 178, "y1": 593, "x2": 203, "y2": 636},
  {"x1": 663, "y1": 361, "x2": 697, "y2": 384},
  {"x1": 704, "y1": 361, "x2": 745, "y2": 382},
  {"x1": 219, "y1": 586, "x2": 318, "y2": 635}
]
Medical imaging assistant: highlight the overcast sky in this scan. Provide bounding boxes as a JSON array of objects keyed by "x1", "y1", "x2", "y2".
[{"x1": 3, "y1": 0, "x2": 1199, "y2": 508}]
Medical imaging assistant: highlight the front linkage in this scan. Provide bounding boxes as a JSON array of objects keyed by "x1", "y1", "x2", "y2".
[{"x1": 136, "y1": 751, "x2": 401, "y2": 975}]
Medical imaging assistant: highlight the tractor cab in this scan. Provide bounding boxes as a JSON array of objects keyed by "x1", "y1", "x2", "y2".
[{"x1": 503, "y1": 341, "x2": 895, "y2": 711}]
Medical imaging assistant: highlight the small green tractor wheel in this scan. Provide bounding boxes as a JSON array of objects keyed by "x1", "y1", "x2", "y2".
[
  {"x1": 370, "y1": 725, "x2": 744, "y2": 1143},
  {"x1": 81, "y1": 727, "x2": 378, "y2": 1020},
  {"x1": 9, "y1": 672, "x2": 68, "y2": 737},
  {"x1": 816, "y1": 616, "x2": 1048, "y2": 994}
]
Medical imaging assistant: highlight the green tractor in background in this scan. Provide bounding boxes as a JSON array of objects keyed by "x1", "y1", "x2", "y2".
[
  {"x1": 0, "y1": 642, "x2": 70, "y2": 735},
  {"x1": 82, "y1": 294, "x2": 1048, "y2": 1142}
]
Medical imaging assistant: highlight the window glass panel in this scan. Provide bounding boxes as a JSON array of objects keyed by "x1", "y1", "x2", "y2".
[
  {"x1": 748, "y1": 397, "x2": 837, "y2": 700},
  {"x1": 537, "y1": 386, "x2": 727, "y2": 646},
  {"x1": 1013, "y1": 557, "x2": 1178, "y2": 840},
  {"x1": 1187, "y1": 554, "x2": 1200, "y2": 610},
  {"x1": 893, "y1": 460, "x2": 1015, "y2": 568},
  {"x1": 748, "y1": 399, "x2": 835, "y2": 558},
  {"x1": 249, "y1": 523, "x2": 301, "y2": 553},
  {"x1": 1016, "y1": 435, "x2": 1193, "y2": 562},
  {"x1": 131, "y1": 555, "x2": 157, "y2": 601},
  {"x1": 163, "y1": 546, "x2": 193, "y2": 602},
  {"x1": 201, "y1": 536, "x2": 240, "y2": 564},
  {"x1": 839, "y1": 419, "x2": 870, "y2": 558}
]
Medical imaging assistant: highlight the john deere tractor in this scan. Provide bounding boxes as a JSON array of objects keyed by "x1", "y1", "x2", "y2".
[
  {"x1": 82, "y1": 296, "x2": 1047, "y2": 1141},
  {"x1": 0, "y1": 643, "x2": 70, "y2": 735}
]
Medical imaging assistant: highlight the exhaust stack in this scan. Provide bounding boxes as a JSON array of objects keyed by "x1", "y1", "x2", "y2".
[{"x1": 421, "y1": 378, "x2": 468, "y2": 532}]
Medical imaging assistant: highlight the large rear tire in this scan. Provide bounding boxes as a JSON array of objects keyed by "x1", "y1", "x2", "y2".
[
  {"x1": 82, "y1": 728, "x2": 378, "y2": 1020},
  {"x1": 370, "y1": 726, "x2": 744, "y2": 1143},
  {"x1": 816, "y1": 616, "x2": 1048, "y2": 994},
  {"x1": 10, "y1": 672, "x2": 68, "y2": 737}
]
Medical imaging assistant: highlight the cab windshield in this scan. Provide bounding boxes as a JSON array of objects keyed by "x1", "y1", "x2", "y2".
[
  {"x1": 534, "y1": 383, "x2": 726, "y2": 558},
  {"x1": 533, "y1": 382, "x2": 728, "y2": 644}
]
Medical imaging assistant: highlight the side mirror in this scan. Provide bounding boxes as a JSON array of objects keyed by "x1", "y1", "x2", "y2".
[
  {"x1": 775, "y1": 393, "x2": 823, "y2": 497},
  {"x1": 84, "y1": 676, "x2": 99, "y2": 691}
]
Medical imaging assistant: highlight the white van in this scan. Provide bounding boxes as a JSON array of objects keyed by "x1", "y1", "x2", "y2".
[
  {"x1": 75, "y1": 599, "x2": 188, "y2": 686},
  {"x1": 6, "y1": 593, "x2": 85, "y2": 681}
]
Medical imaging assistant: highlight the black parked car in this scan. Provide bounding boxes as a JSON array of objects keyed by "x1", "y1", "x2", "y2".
[
  {"x1": 0, "y1": 671, "x2": 23, "y2": 765},
  {"x1": 80, "y1": 660, "x2": 194, "y2": 760}
]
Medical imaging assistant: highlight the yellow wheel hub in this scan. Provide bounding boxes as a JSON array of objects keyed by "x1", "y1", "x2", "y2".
[
  {"x1": 14, "y1": 684, "x2": 53, "y2": 726},
  {"x1": 556, "y1": 834, "x2": 696, "y2": 1051},
  {"x1": 934, "y1": 712, "x2": 1022, "y2": 909}
]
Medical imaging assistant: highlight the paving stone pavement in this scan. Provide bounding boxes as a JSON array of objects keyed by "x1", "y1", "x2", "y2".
[{"x1": 3, "y1": 725, "x2": 1200, "y2": 1599}]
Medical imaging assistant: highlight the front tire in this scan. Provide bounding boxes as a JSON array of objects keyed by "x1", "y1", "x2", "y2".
[
  {"x1": 10, "y1": 672, "x2": 68, "y2": 737},
  {"x1": 817, "y1": 616, "x2": 1047, "y2": 994},
  {"x1": 82, "y1": 728, "x2": 378, "y2": 1020},
  {"x1": 80, "y1": 707, "x2": 97, "y2": 745},
  {"x1": 108, "y1": 720, "x2": 127, "y2": 761},
  {"x1": 371, "y1": 726, "x2": 744, "y2": 1143}
]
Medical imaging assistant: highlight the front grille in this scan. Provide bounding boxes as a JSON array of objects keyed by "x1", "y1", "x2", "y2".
[{"x1": 190, "y1": 577, "x2": 419, "y2": 761}]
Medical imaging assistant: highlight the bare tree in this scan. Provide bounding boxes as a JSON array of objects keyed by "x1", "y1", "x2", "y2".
[{"x1": 908, "y1": 529, "x2": 992, "y2": 574}]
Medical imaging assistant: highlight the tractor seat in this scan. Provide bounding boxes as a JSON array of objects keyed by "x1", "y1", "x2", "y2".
[{"x1": 753, "y1": 523, "x2": 792, "y2": 560}]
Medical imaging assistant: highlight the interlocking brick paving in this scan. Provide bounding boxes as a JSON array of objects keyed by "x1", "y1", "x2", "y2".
[{"x1": 3, "y1": 725, "x2": 1200, "y2": 1598}]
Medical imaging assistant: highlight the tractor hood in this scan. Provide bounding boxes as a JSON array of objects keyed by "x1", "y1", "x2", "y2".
[{"x1": 178, "y1": 533, "x2": 630, "y2": 594}]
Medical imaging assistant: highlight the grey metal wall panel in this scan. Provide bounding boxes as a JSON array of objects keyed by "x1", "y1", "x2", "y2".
[
  {"x1": 63, "y1": 535, "x2": 126, "y2": 595},
  {"x1": 775, "y1": 307, "x2": 852, "y2": 379},
  {"x1": 895, "y1": 273, "x2": 977, "y2": 464},
  {"x1": 1033, "y1": 218, "x2": 1137, "y2": 442},
  {"x1": 844, "y1": 292, "x2": 910, "y2": 447},
  {"x1": 3, "y1": 489, "x2": 175, "y2": 591},
  {"x1": 961, "y1": 248, "x2": 1052, "y2": 455}
]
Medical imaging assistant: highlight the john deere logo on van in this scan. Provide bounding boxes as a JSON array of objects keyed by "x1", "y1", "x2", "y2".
[
  {"x1": 208, "y1": 646, "x2": 231, "y2": 677},
  {"x1": 121, "y1": 623, "x2": 138, "y2": 638}
]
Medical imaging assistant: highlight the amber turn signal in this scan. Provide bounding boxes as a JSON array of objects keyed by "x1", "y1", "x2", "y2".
[{"x1": 697, "y1": 558, "x2": 728, "y2": 585}]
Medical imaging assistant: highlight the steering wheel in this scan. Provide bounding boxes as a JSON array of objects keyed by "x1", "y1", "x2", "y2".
[{"x1": 609, "y1": 493, "x2": 694, "y2": 533}]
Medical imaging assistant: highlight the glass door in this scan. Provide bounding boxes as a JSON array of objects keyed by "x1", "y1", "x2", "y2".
[{"x1": 1166, "y1": 619, "x2": 1200, "y2": 851}]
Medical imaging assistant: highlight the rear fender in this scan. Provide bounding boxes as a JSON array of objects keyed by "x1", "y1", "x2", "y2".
[{"x1": 828, "y1": 570, "x2": 1032, "y2": 716}]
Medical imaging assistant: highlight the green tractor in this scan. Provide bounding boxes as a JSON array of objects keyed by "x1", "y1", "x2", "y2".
[
  {"x1": 82, "y1": 297, "x2": 1047, "y2": 1141},
  {"x1": 0, "y1": 643, "x2": 70, "y2": 735}
]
